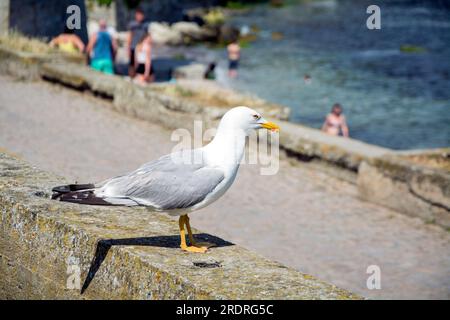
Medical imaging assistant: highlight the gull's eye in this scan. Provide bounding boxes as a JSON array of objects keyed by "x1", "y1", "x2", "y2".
[{"x1": 253, "y1": 114, "x2": 260, "y2": 120}]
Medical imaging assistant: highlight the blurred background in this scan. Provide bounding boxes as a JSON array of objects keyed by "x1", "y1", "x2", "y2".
[{"x1": 0, "y1": 0, "x2": 449, "y2": 300}]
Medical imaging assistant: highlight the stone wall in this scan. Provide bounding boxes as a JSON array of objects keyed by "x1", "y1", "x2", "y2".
[
  {"x1": 0, "y1": 152, "x2": 360, "y2": 299},
  {"x1": 358, "y1": 156, "x2": 450, "y2": 229},
  {"x1": 0, "y1": 44, "x2": 85, "y2": 80}
]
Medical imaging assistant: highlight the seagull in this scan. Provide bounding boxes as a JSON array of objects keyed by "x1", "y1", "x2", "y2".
[{"x1": 52, "y1": 106, "x2": 279, "y2": 253}]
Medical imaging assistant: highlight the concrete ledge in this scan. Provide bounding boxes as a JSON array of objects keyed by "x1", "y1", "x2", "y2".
[
  {"x1": 40, "y1": 62, "x2": 222, "y2": 133},
  {"x1": 0, "y1": 152, "x2": 361, "y2": 299},
  {"x1": 358, "y1": 156, "x2": 450, "y2": 229}
]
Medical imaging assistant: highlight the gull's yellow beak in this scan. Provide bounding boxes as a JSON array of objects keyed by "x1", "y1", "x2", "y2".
[{"x1": 261, "y1": 121, "x2": 280, "y2": 132}]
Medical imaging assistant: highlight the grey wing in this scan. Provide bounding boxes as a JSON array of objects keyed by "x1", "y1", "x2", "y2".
[{"x1": 95, "y1": 151, "x2": 224, "y2": 210}]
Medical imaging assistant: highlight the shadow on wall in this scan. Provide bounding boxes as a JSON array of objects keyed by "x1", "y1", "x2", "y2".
[{"x1": 81, "y1": 233, "x2": 234, "y2": 294}]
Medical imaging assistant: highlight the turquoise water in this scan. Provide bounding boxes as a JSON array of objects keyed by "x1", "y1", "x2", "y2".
[{"x1": 219, "y1": 0, "x2": 450, "y2": 150}]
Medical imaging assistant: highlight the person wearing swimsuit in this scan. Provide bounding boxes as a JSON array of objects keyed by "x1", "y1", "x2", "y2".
[
  {"x1": 49, "y1": 26, "x2": 85, "y2": 54},
  {"x1": 86, "y1": 19, "x2": 117, "y2": 75},
  {"x1": 322, "y1": 103, "x2": 349, "y2": 137},
  {"x1": 227, "y1": 40, "x2": 241, "y2": 78},
  {"x1": 134, "y1": 32, "x2": 154, "y2": 84}
]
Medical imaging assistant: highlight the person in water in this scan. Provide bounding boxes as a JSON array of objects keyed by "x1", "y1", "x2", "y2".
[
  {"x1": 49, "y1": 26, "x2": 85, "y2": 54},
  {"x1": 134, "y1": 32, "x2": 154, "y2": 84},
  {"x1": 86, "y1": 19, "x2": 117, "y2": 75},
  {"x1": 227, "y1": 40, "x2": 240, "y2": 78},
  {"x1": 303, "y1": 74, "x2": 312, "y2": 85},
  {"x1": 322, "y1": 103, "x2": 349, "y2": 137}
]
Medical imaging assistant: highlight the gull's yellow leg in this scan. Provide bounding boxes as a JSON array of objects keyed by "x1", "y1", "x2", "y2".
[
  {"x1": 185, "y1": 215, "x2": 215, "y2": 250},
  {"x1": 179, "y1": 215, "x2": 207, "y2": 253},
  {"x1": 184, "y1": 215, "x2": 197, "y2": 246}
]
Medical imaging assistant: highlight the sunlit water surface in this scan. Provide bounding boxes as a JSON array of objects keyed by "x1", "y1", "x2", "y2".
[{"x1": 212, "y1": 0, "x2": 450, "y2": 150}]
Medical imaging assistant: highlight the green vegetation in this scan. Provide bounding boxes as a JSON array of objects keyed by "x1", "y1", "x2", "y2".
[
  {"x1": 226, "y1": 1, "x2": 249, "y2": 9},
  {"x1": 203, "y1": 8, "x2": 226, "y2": 26},
  {"x1": 173, "y1": 53, "x2": 187, "y2": 61},
  {"x1": 225, "y1": 0, "x2": 274, "y2": 10},
  {"x1": 400, "y1": 44, "x2": 427, "y2": 53},
  {"x1": 88, "y1": 0, "x2": 141, "y2": 8}
]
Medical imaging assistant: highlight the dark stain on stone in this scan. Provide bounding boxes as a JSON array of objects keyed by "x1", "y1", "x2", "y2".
[
  {"x1": 193, "y1": 261, "x2": 222, "y2": 268},
  {"x1": 33, "y1": 191, "x2": 47, "y2": 198}
]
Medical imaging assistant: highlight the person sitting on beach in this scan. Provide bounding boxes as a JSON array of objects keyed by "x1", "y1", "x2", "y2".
[
  {"x1": 86, "y1": 19, "x2": 117, "y2": 75},
  {"x1": 322, "y1": 103, "x2": 349, "y2": 137},
  {"x1": 204, "y1": 62, "x2": 216, "y2": 80},
  {"x1": 227, "y1": 40, "x2": 241, "y2": 78},
  {"x1": 127, "y1": 7, "x2": 149, "y2": 78},
  {"x1": 134, "y1": 33, "x2": 154, "y2": 84},
  {"x1": 49, "y1": 26, "x2": 85, "y2": 54}
]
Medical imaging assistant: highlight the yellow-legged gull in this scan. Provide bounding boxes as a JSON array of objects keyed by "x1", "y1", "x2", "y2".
[{"x1": 52, "y1": 106, "x2": 279, "y2": 253}]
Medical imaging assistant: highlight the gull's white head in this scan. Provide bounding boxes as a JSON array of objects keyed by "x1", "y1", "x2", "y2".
[{"x1": 218, "y1": 106, "x2": 280, "y2": 136}]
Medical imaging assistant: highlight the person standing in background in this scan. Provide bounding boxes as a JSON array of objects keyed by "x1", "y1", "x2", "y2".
[
  {"x1": 127, "y1": 7, "x2": 149, "y2": 78},
  {"x1": 86, "y1": 19, "x2": 117, "y2": 75},
  {"x1": 322, "y1": 103, "x2": 349, "y2": 137},
  {"x1": 134, "y1": 33, "x2": 154, "y2": 84},
  {"x1": 227, "y1": 40, "x2": 241, "y2": 78}
]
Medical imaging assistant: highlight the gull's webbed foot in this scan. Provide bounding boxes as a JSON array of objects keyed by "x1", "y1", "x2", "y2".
[
  {"x1": 180, "y1": 244, "x2": 208, "y2": 253},
  {"x1": 190, "y1": 241, "x2": 215, "y2": 249}
]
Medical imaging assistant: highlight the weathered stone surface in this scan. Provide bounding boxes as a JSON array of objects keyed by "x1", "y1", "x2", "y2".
[
  {"x1": 154, "y1": 79, "x2": 291, "y2": 121},
  {"x1": 0, "y1": 152, "x2": 361, "y2": 299},
  {"x1": 173, "y1": 63, "x2": 206, "y2": 80},
  {"x1": 149, "y1": 21, "x2": 221, "y2": 46},
  {"x1": 150, "y1": 22, "x2": 183, "y2": 46},
  {"x1": 0, "y1": 44, "x2": 85, "y2": 80},
  {"x1": 357, "y1": 156, "x2": 450, "y2": 228},
  {"x1": 396, "y1": 148, "x2": 450, "y2": 172}
]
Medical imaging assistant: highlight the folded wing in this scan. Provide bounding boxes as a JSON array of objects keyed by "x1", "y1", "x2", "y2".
[{"x1": 95, "y1": 150, "x2": 224, "y2": 210}]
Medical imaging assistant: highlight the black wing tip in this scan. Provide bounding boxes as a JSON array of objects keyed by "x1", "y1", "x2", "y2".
[
  {"x1": 51, "y1": 184, "x2": 119, "y2": 206},
  {"x1": 52, "y1": 183, "x2": 95, "y2": 193},
  {"x1": 51, "y1": 183, "x2": 95, "y2": 200}
]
